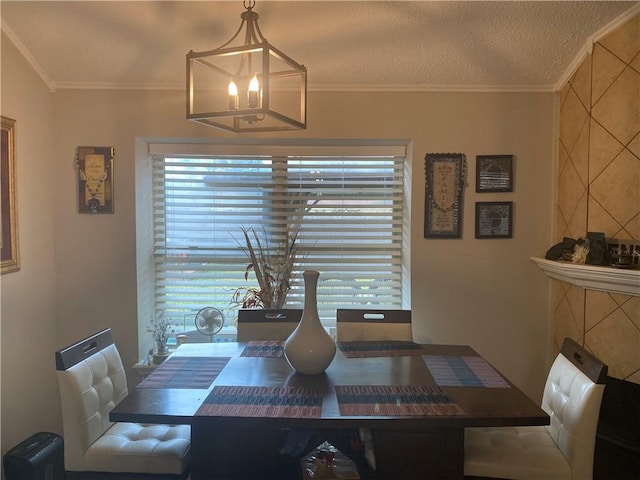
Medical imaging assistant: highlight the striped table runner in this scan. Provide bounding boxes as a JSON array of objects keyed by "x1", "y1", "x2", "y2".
[
  {"x1": 137, "y1": 356, "x2": 230, "y2": 389},
  {"x1": 338, "y1": 341, "x2": 425, "y2": 358},
  {"x1": 335, "y1": 384, "x2": 464, "y2": 416}
]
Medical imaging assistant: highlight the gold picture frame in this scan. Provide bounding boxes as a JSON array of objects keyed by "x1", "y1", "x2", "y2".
[
  {"x1": 76, "y1": 146, "x2": 114, "y2": 214},
  {"x1": 1, "y1": 116, "x2": 19, "y2": 274}
]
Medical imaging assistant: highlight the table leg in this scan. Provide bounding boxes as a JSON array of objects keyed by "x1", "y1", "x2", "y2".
[
  {"x1": 191, "y1": 419, "x2": 282, "y2": 480},
  {"x1": 191, "y1": 418, "x2": 302, "y2": 480},
  {"x1": 371, "y1": 427, "x2": 464, "y2": 480}
]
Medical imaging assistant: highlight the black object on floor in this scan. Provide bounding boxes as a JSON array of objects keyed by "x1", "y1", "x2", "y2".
[{"x1": 3, "y1": 432, "x2": 64, "y2": 480}]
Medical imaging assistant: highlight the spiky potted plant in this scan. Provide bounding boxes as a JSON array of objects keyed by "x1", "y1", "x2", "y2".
[{"x1": 232, "y1": 225, "x2": 299, "y2": 309}]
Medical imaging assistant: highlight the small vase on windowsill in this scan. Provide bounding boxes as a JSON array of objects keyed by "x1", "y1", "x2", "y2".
[{"x1": 152, "y1": 341, "x2": 169, "y2": 365}]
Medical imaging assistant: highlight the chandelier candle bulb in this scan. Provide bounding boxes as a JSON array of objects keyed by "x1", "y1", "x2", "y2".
[
  {"x1": 228, "y1": 80, "x2": 239, "y2": 110},
  {"x1": 248, "y1": 74, "x2": 260, "y2": 108}
]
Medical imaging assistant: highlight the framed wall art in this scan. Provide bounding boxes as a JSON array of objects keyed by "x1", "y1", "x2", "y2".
[
  {"x1": 475, "y1": 201, "x2": 513, "y2": 239},
  {"x1": 476, "y1": 154, "x2": 513, "y2": 192},
  {"x1": 76, "y1": 146, "x2": 114, "y2": 214},
  {"x1": 1, "y1": 116, "x2": 19, "y2": 274},
  {"x1": 424, "y1": 153, "x2": 466, "y2": 239}
]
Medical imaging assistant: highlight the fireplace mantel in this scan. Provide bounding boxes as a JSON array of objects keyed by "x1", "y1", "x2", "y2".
[{"x1": 530, "y1": 257, "x2": 640, "y2": 297}]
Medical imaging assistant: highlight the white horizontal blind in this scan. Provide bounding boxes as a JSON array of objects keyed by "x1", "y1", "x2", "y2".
[{"x1": 152, "y1": 145, "x2": 406, "y2": 327}]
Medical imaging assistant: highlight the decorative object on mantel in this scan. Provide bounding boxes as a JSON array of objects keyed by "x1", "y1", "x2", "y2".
[
  {"x1": 232, "y1": 225, "x2": 299, "y2": 309},
  {"x1": 147, "y1": 312, "x2": 175, "y2": 364},
  {"x1": 284, "y1": 270, "x2": 336, "y2": 375},
  {"x1": 186, "y1": 0, "x2": 307, "y2": 133},
  {"x1": 545, "y1": 232, "x2": 611, "y2": 266},
  {"x1": 424, "y1": 153, "x2": 466, "y2": 239},
  {"x1": 76, "y1": 146, "x2": 114, "y2": 214},
  {"x1": 545, "y1": 237, "x2": 577, "y2": 261},
  {"x1": 572, "y1": 244, "x2": 589, "y2": 264},
  {"x1": 1, "y1": 116, "x2": 19, "y2": 274},
  {"x1": 586, "y1": 232, "x2": 609, "y2": 265}
]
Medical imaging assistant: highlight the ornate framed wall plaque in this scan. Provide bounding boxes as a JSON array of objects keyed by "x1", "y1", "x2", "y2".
[
  {"x1": 1, "y1": 116, "x2": 19, "y2": 274},
  {"x1": 424, "y1": 153, "x2": 466, "y2": 239},
  {"x1": 76, "y1": 146, "x2": 114, "y2": 214},
  {"x1": 476, "y1": 155, "x2": 513, "y2": 192},
  {"x1": 475, "y1": 201, "x2": 513, "y2": 239}
]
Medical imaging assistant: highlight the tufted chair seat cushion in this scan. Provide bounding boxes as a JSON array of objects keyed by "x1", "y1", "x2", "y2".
[
  {"x1": 464, "y1": 426, "x2": 571, "y2": 479},
  {"x1": 84, "y1": 423, "x2": 191, "y2": 474},
  {"x1": 464, "y1": 347, "x2": 605, "y2": 480},
  {"x1": 56, "y1": 330, "x2": 191, "y2": 477}
]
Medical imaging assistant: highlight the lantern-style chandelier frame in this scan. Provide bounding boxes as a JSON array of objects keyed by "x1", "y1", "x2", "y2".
[{"x1": 187, "y1": 1, "x2": 307, "y2": 133}]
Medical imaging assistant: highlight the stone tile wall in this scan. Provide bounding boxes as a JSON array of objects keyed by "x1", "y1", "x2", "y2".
[{"x1": 555, "y1": 14, "x2": 639, "y2": 383}]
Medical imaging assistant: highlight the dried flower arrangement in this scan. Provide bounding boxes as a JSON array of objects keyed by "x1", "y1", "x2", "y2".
[
  {"x1": 147, "y1": 312, "x2": 174, "y2": 353},
  {"x1": 232, "y1": 225, "x2": 299, "y2": 309},
  {"x1": 572, "y1": 244, "x2": 590, "y2": 264}
]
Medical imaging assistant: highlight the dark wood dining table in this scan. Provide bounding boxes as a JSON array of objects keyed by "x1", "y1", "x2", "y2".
[{"x1": 110, "y1": 341, "x2": 549, "y2": 480}]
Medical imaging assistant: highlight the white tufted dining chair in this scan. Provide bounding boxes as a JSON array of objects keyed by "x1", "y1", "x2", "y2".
[
  {"x1": 55, "y1": 328, "x2": 191, "y2": 479},
  {"x1": 336, "y1": 309, "x2": 413, "y2": 342},
  {"x1": 464, "y1": 337, "x2": 608, "y2": 480}
]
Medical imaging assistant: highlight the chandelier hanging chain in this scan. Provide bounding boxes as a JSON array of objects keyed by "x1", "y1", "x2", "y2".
[
  {"x1": 214, "y1": 1, "x2": 264, "y2": 79},
  {"x1": 217, "y1": 1, "x2": 264, "y2": 51}
]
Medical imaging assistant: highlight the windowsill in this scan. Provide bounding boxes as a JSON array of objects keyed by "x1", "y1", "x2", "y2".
[{"x1": 530, "y1": 257, "x2": 640, "y2": 296}]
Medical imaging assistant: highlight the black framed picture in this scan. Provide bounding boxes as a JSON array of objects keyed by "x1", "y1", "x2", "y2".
[
  {"x1": 476, "y1": 155, "x2": 513, "y2": 192},
  {"x1": 424, "y1": 153, "x2": 467, "y2": 239},
  {"x1": 475, "y1": 202, "x2": 513, "y2": 239}
]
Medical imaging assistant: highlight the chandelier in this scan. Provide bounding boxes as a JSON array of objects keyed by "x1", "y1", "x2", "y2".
[{"x1": 186, "y1": 1, "x2": 307, "y2": 133}]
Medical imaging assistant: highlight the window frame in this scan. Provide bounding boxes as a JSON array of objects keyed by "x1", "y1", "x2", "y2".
[{"x1": 135, "y1": 138, "x2": 412, "y2": 356}]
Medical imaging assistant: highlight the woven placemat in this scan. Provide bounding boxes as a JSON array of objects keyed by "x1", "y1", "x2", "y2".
[
  {"x1": 423, "y1": 355, "x2": 510, "y2": 388},
  {"x1": 196, "y1": 385, "x2": 323, "y2": 418},
  {"x1": 240, "y1": 340, "x2": 285, "y2": 357}
]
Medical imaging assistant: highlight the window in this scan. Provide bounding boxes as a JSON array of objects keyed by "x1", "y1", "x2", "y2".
[{"x1": 147, "y1": 141, "x2": 410, "y2": 330}]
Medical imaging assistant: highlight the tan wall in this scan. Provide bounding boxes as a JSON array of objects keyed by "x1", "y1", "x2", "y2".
[
  {"x1": 0, "y1": 32, "x2": 58, "y2": 452},
  {"x1": 554, "y1": 14, "x2": 640, "y2": 382},
  {"x1": 1, "y1": 36, "x2": 556, "y2": 456}
]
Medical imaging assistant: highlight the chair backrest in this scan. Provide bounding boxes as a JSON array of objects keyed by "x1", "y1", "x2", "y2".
[
  {"x1": 336, "y1": 309, "x2": 413, "y2": 342},
  {"x1": 236, "y1": 309, "x2": 303, "y2": 342},
  {"x1": 542, "y1": 338, "x2": 607, "y2": 480},
  {"x1": 55, "y1": 328, "x2": 128, "y2": 471}
]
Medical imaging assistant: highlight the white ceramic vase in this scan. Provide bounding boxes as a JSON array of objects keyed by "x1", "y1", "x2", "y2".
[{"x1": 284, "y1": 270, "x2": 336, "y2": 375}]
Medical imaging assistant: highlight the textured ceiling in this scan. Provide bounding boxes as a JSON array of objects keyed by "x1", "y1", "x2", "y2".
[{"x1": 1, "y1": 1, "x2": 638, "y2": 92}]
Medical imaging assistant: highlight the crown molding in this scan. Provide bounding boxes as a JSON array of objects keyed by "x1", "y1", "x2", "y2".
[
  {"x1": 1, "y1": 19, "x2": 56, "y2": 92},
  {"x1": 51, "y1": 81, "x2": 554, "y2": 94}
]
